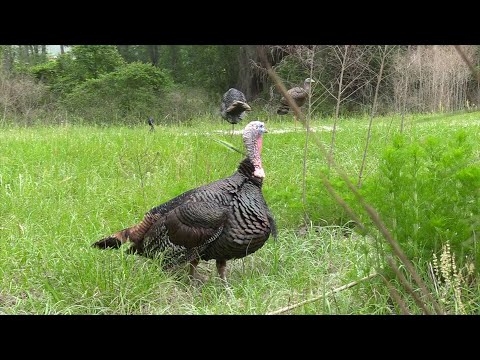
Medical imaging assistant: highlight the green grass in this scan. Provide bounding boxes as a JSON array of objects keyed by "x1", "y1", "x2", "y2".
[{"x1": 1, "y1": 112, "x2": 479, "y2": 314}]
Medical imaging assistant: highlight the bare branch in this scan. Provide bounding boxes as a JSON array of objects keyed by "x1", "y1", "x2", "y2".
[
  {"x1": 258, "y1": 47, "x2": 444, "y2": 315},
  {"x1": 267, "y1": 273, "x2": 379, "y2": 315},
  {"x1": 454, "y1": 45, "x2": 480, "y2": 83},
  {"x1": 358, "y1": 45, "x2": 388, "y2": 188},
  {"x1": 379, "y1": 272, "x2": 411, "y2": 315},
  {"x1": 386, "y1": 256, "x2": 434, "y2": 315}
]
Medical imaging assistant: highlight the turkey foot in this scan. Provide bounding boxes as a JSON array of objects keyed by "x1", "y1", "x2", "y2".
[
  {"x1": 216, "y1": 259, "x2": 227, "y2": 282},
  {"x1": 216, "y1": 259, "x2": 234, "y2": 296},
  {"x1": 188, "y1": 258, "x2": 208, "y2": 284}
]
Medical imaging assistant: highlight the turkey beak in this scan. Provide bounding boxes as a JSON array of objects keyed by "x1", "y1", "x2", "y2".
[{"x1": 245, "y1": 104, "x2": 252, "y2": 111}]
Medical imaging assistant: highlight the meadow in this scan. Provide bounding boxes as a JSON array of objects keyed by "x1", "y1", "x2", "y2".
[{"x1": 1, "y1": 111, "x2": 479, "y2": 314}]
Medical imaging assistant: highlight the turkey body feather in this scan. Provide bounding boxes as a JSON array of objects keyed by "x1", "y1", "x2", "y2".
[
  {"x1": 277, "y1": 78, "x2": 315, "y2": 115},
  {"x1": 220, "y1": 88, "x2": 251, "y2": 125}
]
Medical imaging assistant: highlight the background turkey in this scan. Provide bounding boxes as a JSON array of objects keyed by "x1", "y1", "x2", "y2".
[
  {"x1": 277, "y1": 78, "x2": 315, "y2": 127},
  {"x1": 147, "y1": 117, "x2": 155, "y2": 132},
  {"x1": 220, "y1": 88, "x2": 251, "y2": 134},
  {"x1": 92, "y1": 120, "x2": 277, "y2": 283}
]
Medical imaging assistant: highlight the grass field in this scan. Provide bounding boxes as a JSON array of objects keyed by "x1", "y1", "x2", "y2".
[{"x1": 1, "y1": 111, "x2": 479, "y2": 314}]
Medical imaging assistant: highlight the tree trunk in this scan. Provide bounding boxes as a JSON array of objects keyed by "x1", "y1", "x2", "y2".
[
  {"x1": 237, "y1": 46, "x2": 288, "y2": 101},
  {"x1": 60, "y1": 45, "x2": 65, "y2": 55},
  {"x1": 117, "y1": 45, "x2": 130, "y2": 60},
  {"x1": 238, "y1": 45, "x2": 264, "y2": 100},
  {"x1": 400, "y1": 45, "x2": 411, "y2": 133},
  {"x1": 2, "y1": 45, "x2": 14, "y2": 72},
  {"x1": 419, "y1": 51, "x2": 424, "y2": 112},
  {"x1": 147, "y1": 45, "x2": 160, "y2": 66},
  {"x1": 19, "y1": 45, "x2": 30, "y2": 64},
  {"x1": 169, "y1": 45, "x2": 179, "y2": 73}
]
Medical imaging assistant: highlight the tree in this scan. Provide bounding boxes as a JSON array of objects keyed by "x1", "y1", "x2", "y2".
[
  {"x1": 1, "y1": 45, "x2": 14, "y2": 72},
  {"x1": 70, "y1": 45, "x2": 125, "y2": 80},
  {"x1": 393, "y1": 45, "x2": 475, "y2": 113},
  {"x1": 147, "y1": 45, "x2": 160, "y2": 66},
  {"x1": 358, "y1": 45, "x2": 396, "y2": 188},
  {"x1": 325, "y1": 45, "x2": 372, "y2": 168}
]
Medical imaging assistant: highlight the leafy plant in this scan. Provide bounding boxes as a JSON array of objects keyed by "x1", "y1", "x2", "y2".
[
  {"x1": 62, "y1": 62, "x2": 173, "y2": 121},
  {"x1": 363, "y1": 130, "x2": 480, "y2": 268}
]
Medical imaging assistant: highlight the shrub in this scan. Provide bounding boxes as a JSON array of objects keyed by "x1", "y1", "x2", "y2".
[
  {"x1": 362, "y1": 130, "x2": 480, "y2": 268},
  {"x1": 62, "y1": 62, "x2": 173, "y2": 123},
  {"x1": 0, "y1": 71, "x2": 49, "y2": 124},
  {"x1": 158, "y1": 86, "x2": 217, "y2": 124}
]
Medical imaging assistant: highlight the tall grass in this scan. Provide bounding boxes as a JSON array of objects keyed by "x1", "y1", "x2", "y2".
[{"x1": 1, "y1": 112, "x2": 479, "y2": 314}]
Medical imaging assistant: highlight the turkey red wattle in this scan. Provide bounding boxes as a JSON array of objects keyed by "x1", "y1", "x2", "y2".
[{"x1": 253, "y1": 136, "x2": 265, "y2": 178}]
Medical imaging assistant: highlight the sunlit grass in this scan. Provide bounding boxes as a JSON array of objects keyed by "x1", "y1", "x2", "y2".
[{"x1": 1, "y1": 111, "x2": 479, "y2": 314}]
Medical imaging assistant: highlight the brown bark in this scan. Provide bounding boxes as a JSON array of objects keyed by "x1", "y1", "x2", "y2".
[
  {"x1": 237, "y1": 45, "x2": 287, "y2": 100},
  {"x1": 400, "y1": 45, "x2": 411, "y2": 132},
  {"x1": 147, "y1": 45, "x2": 160, "y2": 66}
]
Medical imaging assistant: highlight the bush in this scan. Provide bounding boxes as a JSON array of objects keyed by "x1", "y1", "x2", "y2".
[
  {"x1": 28, "y1": 46, "x2": 126, "y2": 98},
  {"x1": 362, "y1": 130, "x2": 480, "y2": 268},
  {"x1": 62, "y1": 62, "x2": 173, "y2": 123},
  {"x1": 158, "y1": 86, "x2": 217, "y2": 124},
  {"x1": 0, "y1": 71, "x2": 49, "y2": 124}
]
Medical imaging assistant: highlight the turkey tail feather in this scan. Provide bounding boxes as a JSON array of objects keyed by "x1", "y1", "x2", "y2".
[{"x1": 92, "y1": 236, "x2": 122, "y2": 249}]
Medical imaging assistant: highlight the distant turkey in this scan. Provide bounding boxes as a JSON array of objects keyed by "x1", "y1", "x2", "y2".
[
  {"x1": 92, "y1": 120, "x2": 277, "y2": 282},
  {"x1": 277, "y1": 78, "x2": 315, "y2": 127},
  {"x1": 220, "y1": 88, "x2": 251, "y2": 133},
  {"x1": 147, "y1": 117, "x2": 155, "y2": 132}
]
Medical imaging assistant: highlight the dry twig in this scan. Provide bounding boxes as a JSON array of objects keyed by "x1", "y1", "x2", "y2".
[
  {"x1": 379, "y1": 273, "x2": 411, "y2": 315},
  {"x1": 267, "y1": 273, "x2": 379, "y2": 315},
  {"x1": 257, "y1": 45, "x2": 445, "y2": 315}
]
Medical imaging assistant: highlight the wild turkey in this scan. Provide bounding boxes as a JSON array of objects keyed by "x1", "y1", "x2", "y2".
[
  {"x1": 147, "y1": 117, "x2": 155, "y2": 132},
  {"x1": 277, "y1": 78, "x2": 315, "y2": 127},
  {"x1": 92, "y1": 120, "x2": 277, "y2": 282},
  {"x1": 220, "y1": 88, "x2": 251, "y2": 134}
]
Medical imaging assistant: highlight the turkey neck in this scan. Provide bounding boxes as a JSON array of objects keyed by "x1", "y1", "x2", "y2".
[
  {"x1": 243, "y1": 132, "x2": 265, "y2": 179},
  {"x1": 304, "y1": 81, "x2": 311, "y2": 93}
]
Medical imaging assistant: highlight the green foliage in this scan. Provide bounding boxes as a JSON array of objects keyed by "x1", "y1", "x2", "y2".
[
  {"x1": 62, "y1": 62, "x2": 173, "y2": 122},
  {"x1": 116, "y1": 45, "x2": 150, "y2": 63},
  {"x1": 175, "y1": 45, "x2": 240, "y2": 93},
  {"x1": 45, "y1": 53, "x2": 81, "y2": 95},
  {"x1": 1, "y1": 113, "x2": 479, "y2": 314},
  {"x1": 363, "y1": 130, "x2": 480, "y2": 266},
  {"x1": 21, "y1": 46, "x2": 231, "y2": 123},
  {"x1": 274, "y1": 50, "x2": 336, "y2": 115},
  {"x1": 0, "y1": 124, "x2": 382, "y2": 314},
  {"x1": 115, "y1": 45, "x2": 241, "y2": 94},
  {"x1": 28, "y1": 47, "x2": 125, "y2": 97},
  {"x1": 157, "y1": 85, "x2": 217, "y2": 124},
  {"x1": 276, "y1": 55, "x2": 311, "y2": 86},
  {"x1": 70, "y1": 45, "x2": 125, "y2": 80},
  {"x1": 29, "y1": 60, "x2": 58, "y2": 84}
]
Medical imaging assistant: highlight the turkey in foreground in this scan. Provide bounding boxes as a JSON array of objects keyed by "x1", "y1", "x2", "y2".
[
  {"x1": 220, "y1": 88, "x2": 251, "y2": 133},
  {"x1": 92, "y1": 120, "x2": 277, "y2": 282},
  {"x1": 277, "y1": 78, "x2": 315, "y2": 127}
]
